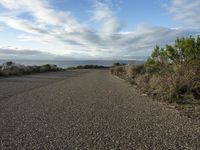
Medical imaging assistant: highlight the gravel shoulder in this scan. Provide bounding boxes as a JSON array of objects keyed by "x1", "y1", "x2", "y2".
[{"x1": 0, "y1": 69, "x2": 200, "y2": 149}]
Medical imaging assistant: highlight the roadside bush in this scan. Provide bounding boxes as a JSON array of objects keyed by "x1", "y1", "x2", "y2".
[
  {"x1": 76, "y1": 65, "x2": 108, "y2": 69},
  {"x1": 125, "y1": 64, "x2": 145, "y2": 78},
  {"x1": 0, "y1": 66, "x2": 2, "y2": 76},
  {"x1": 0, "y1": 62, "x2": 61, "y2": 77},
  {"x1": 5, "y1": 61, "x2": 14, "y2": 66},
  {"x1": 113, "y1": 62, "x2": 126, "y2": 66},
  {"x1": 110, "y1": 36, "x2": 200, "y2": 118},
  {"x1": 110, "y1": 66, "x2": 126, "y2": 77},
  {"x1": 144, "y1": 36, "x2": 200, "y2": 103},
  {"x1": 111, "y1": 36, "x2": 200, "y2": 104},
  {"x1": 29, "y1": 66, "x2": 40, "y2": 73},
  {"x1": 40, "y1": 64, "x2": 51, "y2": 72},
  {"x1": 110, "y1": 63, "x2": 126, "y2": 77},
  {"x1": 135, "y1": 73, "x2": 151, "y2": 90}
]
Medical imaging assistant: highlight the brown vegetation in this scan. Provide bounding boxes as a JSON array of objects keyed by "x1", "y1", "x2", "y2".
[{"x1": 110, "y1": 36, "x2": 200, "y2": 118}]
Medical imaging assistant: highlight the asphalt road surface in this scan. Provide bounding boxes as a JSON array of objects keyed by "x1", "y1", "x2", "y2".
[{"x1": 0, "y1": 70, "x2": 200, "y2": 149}]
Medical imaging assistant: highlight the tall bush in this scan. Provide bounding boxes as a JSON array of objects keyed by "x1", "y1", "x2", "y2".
[{"x1": 145, "y1": 36, "x2": 200, "y2": 102}]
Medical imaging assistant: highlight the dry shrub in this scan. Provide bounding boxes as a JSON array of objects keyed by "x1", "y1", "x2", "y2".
[
  {"x1": 165, "y1": 63, "x2": 199, "y2": 102},
  {"x1": 135, "y1": 74, "x2": 151, "y2": 91},
  {"x1": 110, "y1": 64, "x2": 145, "y2": 82},
  {"x1": 148, "y1": 75, "x2": 164, "y2": 96},
  {"x1": 125, "y1": 64, "x2": 145, "y2": 79},
  {"x1": 147, "y1": 74, "x2": 179, "y2": 102},
  {"x1": 111, "y1": 36, "x2": 200, "y2": 105},
  {"x1": 132, "y1": 61, "x2": 200, "y2": 103},
  {"x1": 144, "y1": 36, "x2": 200, "y2": 103},
  {"x1": 111, "y1": 61, "x2": 200, "y2": 103},
  {"x1": 110, "y1": 66, "x2": 126, "y2": 77},
  {"x1": 144, "y1": 63, "x2": 200, "y2": 103}
]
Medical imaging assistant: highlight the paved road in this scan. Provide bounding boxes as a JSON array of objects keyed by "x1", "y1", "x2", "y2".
[{"x1": 0, "y1": 70, "x2": 199, "y2": 149}]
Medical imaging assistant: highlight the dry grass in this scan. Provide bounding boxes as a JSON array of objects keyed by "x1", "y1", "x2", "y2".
[
  {"x1": 110, "y1": 62, "x2": 200, "y2": 118},
  {"x1": 110, "y1": 66, "x2": 126, "y2": 78},
  {"x1": 125, "y1": 64, "x2": 144, "y2": 78}
]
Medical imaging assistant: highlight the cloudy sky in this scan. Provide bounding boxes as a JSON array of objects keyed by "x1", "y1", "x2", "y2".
[{"x1": 0, "y1": 0, "x2": 199, "y2": 60}]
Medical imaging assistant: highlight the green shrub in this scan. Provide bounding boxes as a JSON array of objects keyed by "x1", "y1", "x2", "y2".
[
  {"x1": 144, "y1": 36, "x2": 200, "y2": 103},
  {"x1": 74, "y1": 65, "x2": 108, "y2": 69},
  {"x1": 112, "y1": 62, "x2": 126, "y2": 67},
  {"x1": 5, "y1": 61, "x2": 14, "y2": 66},
  {"x1": 39, "y1": 64, "x2": 51, "y2": 72},
  {"x1": 112, "y1": 36, "x2": 200, "y2": 103},
  {"x1": 145, "y1": 36, "x2": 200, "y2": 72}
]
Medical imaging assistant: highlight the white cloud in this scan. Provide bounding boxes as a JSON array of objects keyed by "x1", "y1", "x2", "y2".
[
  {"x1": 0, "y1": 16, "x2": 49, "y2": 35},
  {"x1": 0, "y1": 0, "x2": 82, "y2": 31},
  {"x1": 0, "y1": 26, "x2": 3, "y2": 31},
  {"x1": 92, "y1": 0, "x2": 123, "y2": 34},
  {"x1": 0, "y1": 46, "x2": 58, "y2": 60},
  {"x1": 0, "y1": 0, "x2": 199, "y2": 60},
  {"x1": 167, "y1": 0, "x2": 200, "y2": 27}
]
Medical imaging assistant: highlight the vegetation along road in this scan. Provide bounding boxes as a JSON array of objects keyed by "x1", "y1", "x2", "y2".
[{"x1": 0, "y1": 69, "x2": 200, "y2": 149}]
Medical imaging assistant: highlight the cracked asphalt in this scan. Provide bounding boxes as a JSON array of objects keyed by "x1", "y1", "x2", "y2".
[{"x1": 0, "y1": 69, "x2": 200, "y2": 149}]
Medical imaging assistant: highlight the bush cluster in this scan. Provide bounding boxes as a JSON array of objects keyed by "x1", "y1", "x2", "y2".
[
  {"x1": 144, "y1": 36, "x2": 200, "y2": 103},
  {"x1": 0, "y1": 62, "x2": 61, "y2": 76},
  {"x1": 110, "y1": 63, "x2": 126, "y2": 77},
  {"x1": 111, "y1": 36, "x2": 200, "y2": 103},
  {"x1": 67, "y1": 65, "x2": 109, "y2": 70}
]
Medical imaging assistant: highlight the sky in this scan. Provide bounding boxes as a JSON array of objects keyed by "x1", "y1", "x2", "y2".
[{"x1": 0, "y1": 0, "x2": 199, "y2": 60}]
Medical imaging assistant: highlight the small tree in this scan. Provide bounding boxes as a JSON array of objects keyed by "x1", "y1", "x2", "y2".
[
  {"x1": 145, "y1": 36, "x2": 200, "y2": 102},
  {"x1": 145, "y1": 36, "x2": 200, "y2": 72}
]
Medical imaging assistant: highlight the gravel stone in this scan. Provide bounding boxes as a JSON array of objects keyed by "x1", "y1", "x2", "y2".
[{"x1": 0, "y1": 69, "x2": 200, "y2": 149}]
